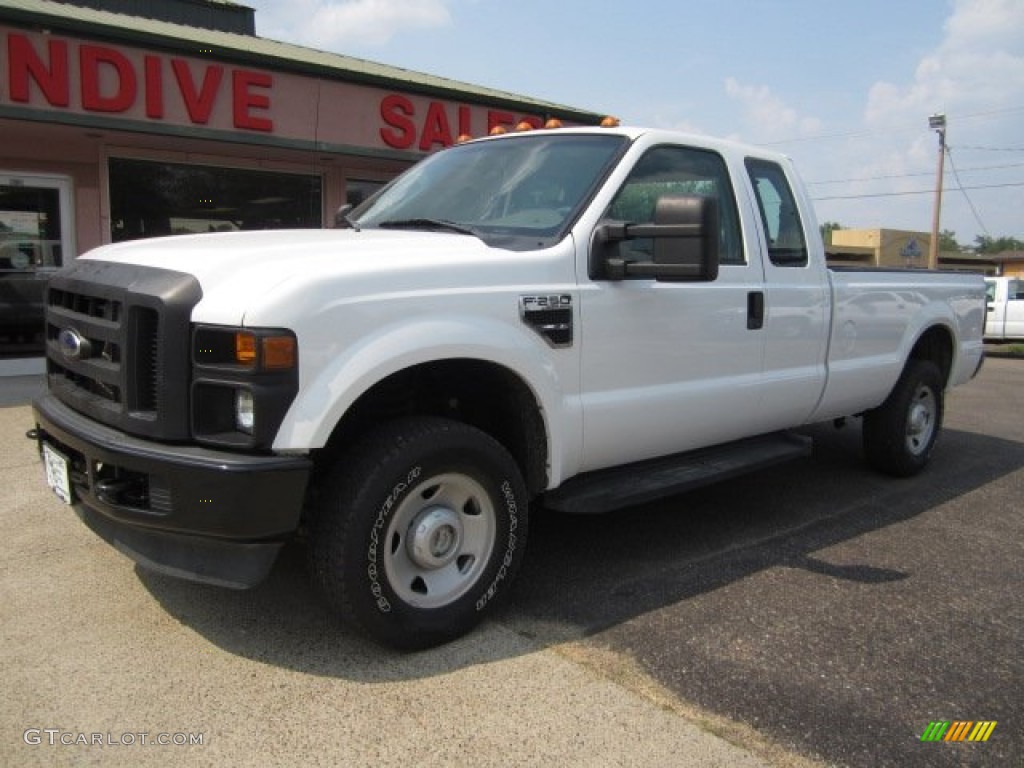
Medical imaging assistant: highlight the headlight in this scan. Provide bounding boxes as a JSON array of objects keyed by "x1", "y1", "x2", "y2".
[
  {"x1": 235, "y1": 389, "x2": 255, "y2": 433},
  {"x1": 191, "y1": 326, "x2": 299, "y2": 449},
  {"x1": 195, "y1": 328, "x2": 297, "y2": 370}
]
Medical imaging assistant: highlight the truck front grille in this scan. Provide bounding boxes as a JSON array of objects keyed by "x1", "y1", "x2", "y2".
[
  {"x1": 44, "y1": 261, "x2": 201, "y2": 441},
  {"x1": 133, "y1": 307, "x2": 161, "y2": 412},
  {"x1": 47, "y1": 288, "x2": 125, "y2": 407}
]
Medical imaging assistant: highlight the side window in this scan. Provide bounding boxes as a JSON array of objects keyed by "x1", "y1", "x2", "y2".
[
  {"x1": 606, "y1": 145, "x2": 745, "y2": 266},
  {"x1": 1010, "y1": 280, "x2": 1024, "y2": 301},
  {"x1": 985, "y1": 281, "x2": 996, "y2": 302},
  {"x1": 745, "y1": 158, "x2": 807, "y2": 267}
]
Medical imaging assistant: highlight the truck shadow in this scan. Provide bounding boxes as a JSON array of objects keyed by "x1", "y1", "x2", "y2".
[{"x1": 137, "y1": 421, "x2": 1024, "y2": 681}]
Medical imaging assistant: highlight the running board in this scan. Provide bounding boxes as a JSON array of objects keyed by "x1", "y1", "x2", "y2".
[{"x1": 544, "y1": 432, "x2": 813, "y2": 514}]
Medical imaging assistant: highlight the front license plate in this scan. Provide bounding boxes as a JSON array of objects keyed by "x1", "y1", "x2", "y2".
[{"x1": 42, "y1": 443, "x2": 73, "y2": 505}]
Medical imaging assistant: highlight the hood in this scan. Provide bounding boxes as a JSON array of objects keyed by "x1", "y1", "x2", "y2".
[{"x1": 81, "y1": 229, "x2": 505, "y2": 326}]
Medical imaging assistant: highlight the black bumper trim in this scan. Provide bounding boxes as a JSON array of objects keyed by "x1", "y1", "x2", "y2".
[
  {"x1": 33, "y1": 392, "x2": 312, "y2": 587},
  {"x1": 76, "y1": 502, "x2": 282, "y2": 589}
]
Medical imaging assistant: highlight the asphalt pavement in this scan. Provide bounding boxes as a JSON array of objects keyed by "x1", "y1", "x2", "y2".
[{"x1": 1, "y1": 360, "x2": 1021, "y2": 767}]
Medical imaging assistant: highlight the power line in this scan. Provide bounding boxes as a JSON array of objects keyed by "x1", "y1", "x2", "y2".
[
  {"x1": 806, "y1": 160, "x2": 1024, "y2": 185},
  {"x1": 946, "y1": 146, "x2": 990, "y2": 237},
  {"x1": 953, "y1": 105, "x2": 1024, "y2": 121},
  {"x1": 811, "y1": 181, "x2": 1024, "y2": 201},
  {"x1": 762, "y1": 105, "x2": 1024, "y2": 148},
  {"x1": 955, "y1": 145, "x2": 1024, "y2": 152}
]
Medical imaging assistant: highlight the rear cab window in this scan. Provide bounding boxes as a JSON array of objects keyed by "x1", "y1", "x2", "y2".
[{"x1": 745, "y1": 158, "x2": 808, "y2": 267}]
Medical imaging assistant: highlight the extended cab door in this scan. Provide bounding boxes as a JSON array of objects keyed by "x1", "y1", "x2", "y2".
[
  {"x1": 578, "y1": 143, "x2": 767, "y2": 472},
  {"x1": 742, "y1": 157, "x2": 830, "y2": 427}
]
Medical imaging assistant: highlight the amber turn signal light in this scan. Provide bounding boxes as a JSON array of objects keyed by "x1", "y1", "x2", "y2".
[
  {"x1": 235, "y1": 332, "x2": 257, "y2": 365},
  {"x1": 234, "y1": 331, "x2": 296, "y2": 370},
  {"x1": 262, "y1": 335, "x2": 297, "y2": 370}
]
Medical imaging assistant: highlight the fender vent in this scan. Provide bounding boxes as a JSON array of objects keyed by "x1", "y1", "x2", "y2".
[{"x1": 520, "y1": 295, "x2": 573, "y2": 348}]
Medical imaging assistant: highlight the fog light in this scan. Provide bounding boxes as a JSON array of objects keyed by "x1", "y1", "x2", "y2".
[{"x1": 235, "y1": 389, "x2": 255, "y2": 433}]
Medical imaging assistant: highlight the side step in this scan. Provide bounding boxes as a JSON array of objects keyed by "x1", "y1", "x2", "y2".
[{"x1": 543, "y1": 432, "x2": 813, "y2": 514}]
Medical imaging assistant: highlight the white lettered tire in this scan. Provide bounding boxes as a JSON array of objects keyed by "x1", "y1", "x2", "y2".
[
  {"x1": 862, "y1": 360, "x2": 944, "y2": 477},
  {"x1": 310, "y1": 417, "x2": 529, "y2": 649}
]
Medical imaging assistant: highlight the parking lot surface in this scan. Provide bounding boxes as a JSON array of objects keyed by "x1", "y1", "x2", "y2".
[{"x1": 2, "y1": 359, "x2": 1021, "y2": 767}]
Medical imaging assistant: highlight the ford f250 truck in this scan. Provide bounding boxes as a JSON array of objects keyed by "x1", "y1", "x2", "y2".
[{"x1": 32, "y1": 126, "x2": 986, "y2": 649}]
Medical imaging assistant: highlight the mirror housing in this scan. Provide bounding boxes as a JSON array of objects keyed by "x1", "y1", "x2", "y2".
[
  {"x1": 591, "y1": 195, "x2": 719, "y2": 282},
  {"x1": 334, "y1": 203, "x2": 356, "y2": 229}
]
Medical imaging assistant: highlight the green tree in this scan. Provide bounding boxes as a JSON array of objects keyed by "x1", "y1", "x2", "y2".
[
  {"x1": 820, "y1": 221, "x2": 842, "y2": 245},
  {"x1": 973, "y1": 235, "x2": 1024, "y2": 254},
  {"x1": 938, "y1": 229, "x2": 960, "y2": 252}
]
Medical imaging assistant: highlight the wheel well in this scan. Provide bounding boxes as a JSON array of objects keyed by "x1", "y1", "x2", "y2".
[
  {"x1": 318, "y1": 359, "x2": 549, "y2": 495},
  {"x1": 909, "y1": 325, "x2": 954, "y2": 386}
]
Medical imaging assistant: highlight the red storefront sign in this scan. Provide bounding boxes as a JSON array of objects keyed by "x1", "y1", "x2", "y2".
[
  {"x1": 6, "y1": 32, "x2": 273, "y2": 131},
  {"x1": 1, "y1": 27, "x2": 548, "y2": 152}
]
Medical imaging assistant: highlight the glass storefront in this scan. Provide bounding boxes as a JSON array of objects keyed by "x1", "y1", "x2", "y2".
[
  {"x1": 346, "y1": 178, "x2": 386, "y2": 208},
  {"x1": 109, "y1": 158, "x2": 323, "y2": 242},
  {"x1": 1, "y1": 174, "x2": 70, "y2": 363}
]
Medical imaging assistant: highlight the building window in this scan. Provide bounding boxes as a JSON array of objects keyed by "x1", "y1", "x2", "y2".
[
  {"x1": 346, "y1": 178, "x2": 386, "y2": 207},
  {"x1": 109, "y1": 158, "x2": 323, "y2": 242}
]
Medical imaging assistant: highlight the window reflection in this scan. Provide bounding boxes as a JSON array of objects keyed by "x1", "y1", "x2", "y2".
[{"x1": 109, "y1": 158, "x2": 323, "y2": 242}]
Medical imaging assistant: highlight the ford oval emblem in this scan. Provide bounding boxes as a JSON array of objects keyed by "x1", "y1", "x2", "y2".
[{"x1": 58, "y1": 328, "x2": 92, "y2": 361}]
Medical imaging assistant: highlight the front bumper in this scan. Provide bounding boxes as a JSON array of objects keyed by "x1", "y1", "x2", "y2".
[{"x1": 33, "y1": 393, "x2": 312, "y2": 588}]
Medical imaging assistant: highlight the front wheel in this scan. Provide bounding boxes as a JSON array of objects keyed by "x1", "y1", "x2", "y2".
[
  {"x1": 310, "y1": 417, "x2": 529, "y2": 650},
  {"x1": 862, "y1": 360, "x2": 944, "y2": 477}
]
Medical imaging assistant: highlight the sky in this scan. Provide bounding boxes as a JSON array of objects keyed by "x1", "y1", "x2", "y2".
[{"x1": 243, "y1": 0, "x2": 1024, "y2": 247}]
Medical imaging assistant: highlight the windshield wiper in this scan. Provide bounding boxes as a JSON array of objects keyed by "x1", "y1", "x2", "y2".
[{"x1": 377, "y1": 218, "x2": 478, "y2": 237}]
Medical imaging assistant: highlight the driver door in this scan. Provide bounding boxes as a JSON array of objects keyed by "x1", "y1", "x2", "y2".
[{"x1": 578, "y1": 144, "x2": 767, "y2": 472}]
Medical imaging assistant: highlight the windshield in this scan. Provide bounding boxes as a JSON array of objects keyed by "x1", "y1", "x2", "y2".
[{"x1": 353, "y1": 133, "x2": 628, "y2": 249}]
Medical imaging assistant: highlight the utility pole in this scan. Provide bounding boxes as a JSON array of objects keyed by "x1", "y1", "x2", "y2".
[{"x1": 928, "y1": 113, "x2": 947, "y2": 270}]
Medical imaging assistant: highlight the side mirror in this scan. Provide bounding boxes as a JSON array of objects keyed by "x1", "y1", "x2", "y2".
[
  {"x1": 591, "y1": 195, "x2": 719, "y2": 282},
  {"x1": 334, "y1": 203, "x2": 355, "y2": 229}
]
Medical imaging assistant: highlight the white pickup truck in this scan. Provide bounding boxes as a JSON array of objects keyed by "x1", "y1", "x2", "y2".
[
  {"x1": 33, "y1": 126, "x2": 986, "y2": 648},
  {"x1": 984, "y1": 276, "x2": 1024, "y2": 340}
]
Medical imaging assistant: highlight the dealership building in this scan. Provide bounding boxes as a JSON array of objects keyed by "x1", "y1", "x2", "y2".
[{"x1": 0, "y1": 0, "x2": 603, "y2": 374}]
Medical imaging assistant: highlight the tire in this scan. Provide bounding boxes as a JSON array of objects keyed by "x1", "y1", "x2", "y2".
[
  {"x1": 862, "y1": 360, "x2": 944, "y2": 477},
  {"x1": 310, "y1": 417, "x2": 529, "y2": 650}
]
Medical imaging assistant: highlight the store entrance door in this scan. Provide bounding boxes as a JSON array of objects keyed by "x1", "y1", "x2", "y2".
[{"x1": 0, "y1": 173, "x2": 73, "y2": 376}]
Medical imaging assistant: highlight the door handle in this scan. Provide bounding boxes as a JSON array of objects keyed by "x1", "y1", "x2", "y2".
[{"x1": 747, "y1": 291, "x2": 765, "y2": 330}]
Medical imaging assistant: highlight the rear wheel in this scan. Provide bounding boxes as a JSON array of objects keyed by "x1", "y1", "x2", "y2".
[
  {"x1": 863, "y1": 360, "x2": 944, "y2": 477},
  {"x1": 310, "y1": 417, "x2": 528, "y2": 650}
]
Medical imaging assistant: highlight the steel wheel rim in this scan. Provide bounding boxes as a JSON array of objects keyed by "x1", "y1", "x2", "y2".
[
  {"x1": 905, "y1": 385, "x2": 937, "y2": 456},
  {"x1": 383, "y1": 472, "x2": 496, "y2": 609}
]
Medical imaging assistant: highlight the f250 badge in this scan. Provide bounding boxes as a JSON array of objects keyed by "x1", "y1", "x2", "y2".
[{"x1": 519, "y1": 294, "x2": 573, "y2": 348}]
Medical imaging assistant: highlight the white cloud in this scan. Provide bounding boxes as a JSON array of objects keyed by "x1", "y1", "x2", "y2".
[
  {"x1": 866, "y1": 0, "x2": 1024, "y2": 129},
  {"x1": 723, "y1": 77, "x2": 823, "y2": 143},
  {"x1": 252, "y1": 0, "x2": 453, "y2": 50},
  {"x1": 853, "y1": 0, "x2": 1024, "y2": 240}
]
